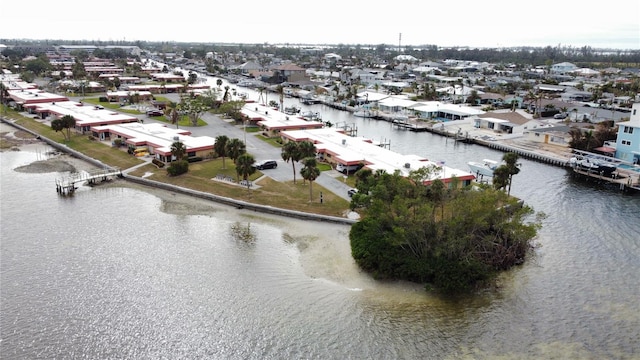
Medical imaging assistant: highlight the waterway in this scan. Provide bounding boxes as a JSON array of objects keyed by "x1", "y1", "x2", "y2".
[{"x1": 1, "y1": 77, "x2": 640, "y2": 358}]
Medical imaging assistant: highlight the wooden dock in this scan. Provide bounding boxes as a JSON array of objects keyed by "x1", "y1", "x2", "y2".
[
  {"x1": 570, "y1": 167, "x2": 640, "y2": 192},
  {"x1": 56, "y1": 168, "x2": 122, "y2": 194}
]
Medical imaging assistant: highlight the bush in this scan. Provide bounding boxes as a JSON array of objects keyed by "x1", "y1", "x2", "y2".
[
  {"x1": 167, "y1": 160, "x2": 188, "y2": 176},
  {"x1": 187, "y1": 156, "x2": 203, "y2": 163},
  {"x1": 99, "y1": 97, "x2": 109, "y2": 102}
]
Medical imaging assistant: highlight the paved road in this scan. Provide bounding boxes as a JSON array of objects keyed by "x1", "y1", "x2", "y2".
[{"x1": 136, "y1": 95, "x2": 354, "y2": 201}]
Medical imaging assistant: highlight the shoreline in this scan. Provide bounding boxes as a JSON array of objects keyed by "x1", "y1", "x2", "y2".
[
  {"x1": 1, "y1": 123, "x2": 428, "y2": 295},
  {"x1": 1, "y1": 118, "x2": 357, "y2": 225}
]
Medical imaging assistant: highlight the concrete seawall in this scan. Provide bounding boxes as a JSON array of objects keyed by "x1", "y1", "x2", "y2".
[{"x1": 1, "y1": 117, "x2": 357, "y2": 226}]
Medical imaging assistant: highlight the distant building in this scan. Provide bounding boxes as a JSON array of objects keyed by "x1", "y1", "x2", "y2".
[{"x1": 550, "y1": 62, "x2": 577, "y2": 74}]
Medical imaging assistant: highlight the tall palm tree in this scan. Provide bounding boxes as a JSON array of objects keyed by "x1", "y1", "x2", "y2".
[
  {"x1": 167, "y1": 101, "x2": 180, "y2": 128},
  {"x1": 276, "y1": 84, "x2": 284, "y2": 111},
  {"x1": 226, "y1": 138, "x2": 246, "y2": 166},
  {"x1": 300, "y1": 157, "x2": 321, "y2": 202},
  {"x1": 281, "y1": 141, "x2": 301, "y2": 184},
  {"x1": 235, "y1": 153, "x2": 256, "y2": 190},
  {"x1": 502, "y1": 152, "x2": 521, "y2": 195},
  {"x1": 297, "y1": 140, "x2": 317, "y2": 160},
  {"x1": 171, "y1": 140, "x2": 186, "y2": 161},
  {"x1": 214, "y1": 135, "x2": 229, "y2": 169}
]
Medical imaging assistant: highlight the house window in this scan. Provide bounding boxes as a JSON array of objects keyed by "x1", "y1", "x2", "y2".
[
  {"x1": 623, "y1": 127, "x2": 634, "y2": 134},
  {"x1": 622, "y1": 140, "x2": 631, "y2": 146}
]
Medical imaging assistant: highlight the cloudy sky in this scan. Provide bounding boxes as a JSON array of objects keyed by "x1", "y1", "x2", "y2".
[{"x1": 2, "y1": 0, "x2": 639, "y2": 49}]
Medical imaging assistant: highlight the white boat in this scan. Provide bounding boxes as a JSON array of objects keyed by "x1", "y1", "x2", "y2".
[
  {"x1": 468, "y1": 159, "x2": 499, "y2": 178},
  {"x1": 569, "y1": 155, "x2": 616, "y2": 175},
  {"x1": 354, "y1": 110, "x2": 374, "y2": 118},
  {"x1": 283, "y1": 106, "x2": 300, "y2": 115},
  {"x1": 300, "y1": 111, "x2": 321, "y2": 121}
]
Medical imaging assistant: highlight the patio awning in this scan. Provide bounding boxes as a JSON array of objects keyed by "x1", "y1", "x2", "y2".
[{"x1": 592, "y1": 146, "x2": 616, "y2": 154}]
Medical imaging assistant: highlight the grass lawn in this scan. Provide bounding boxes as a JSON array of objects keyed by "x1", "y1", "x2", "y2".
[
  {"x1": 5, "y1": 111, "x2": 352, "y2": 218},
  {"x1": 129, "y1": 159, "x2": 351, "y2": 217}
]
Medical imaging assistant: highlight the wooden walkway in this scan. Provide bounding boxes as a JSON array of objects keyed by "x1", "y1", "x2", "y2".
[
  {"x1": 56, "y1": 168, "x2": 122, "y2": 194},
  {"x1": 571, "y1": 167, "x2": 640, "y2": 192}
]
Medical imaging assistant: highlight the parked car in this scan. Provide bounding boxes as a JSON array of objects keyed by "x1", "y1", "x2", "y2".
[
  {"x1": 254, "y1": 160, "x2": 278, "y2": 170},
  {"x1": 146, "y1": 109, "x2": 164, "y2": 117},
  {"x1": 347, "y1": 188, "x2": 358, "y2": 197},
  {"x1": 554, "y1": 113, "x2": 567, "y2": 119}
]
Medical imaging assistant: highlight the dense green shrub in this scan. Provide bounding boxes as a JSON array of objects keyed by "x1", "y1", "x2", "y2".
[
  {"x1": 349, "y1": 170, "x2": 542, "y2": 293},
  {"x1": 166, "y1": 160, "x2": 188, "y2": 176}
]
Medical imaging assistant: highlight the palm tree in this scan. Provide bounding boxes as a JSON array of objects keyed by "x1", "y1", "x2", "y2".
[
  {"x1": 214, "y1": 135, "x2": 229, "y2": 169},
  {"x1": 171, "y1": 140, "x2": 186, "y2": 161},
  {"x1": 300, "y1": 157, "x2": 321, "y2": 202},
  {"x1": 236, "y1": 153, "x2": 256, "y2": 190},
  {"x1": 226, "y1": 138, "x2": 246, "y2": 167},
  {"x1": 502, "y1": 152, "x2": 521, "y2": 195},
  {"x1": 276, "y1": 84, "x2": 284, "y2": 111},
  {"x1": 493, "y1": 166, "x2": 510, "y2": 192},
  {"x1": 167, "y1": 101, "x2": 180, "y2": 128},
  {"x1": 298, "y1": 140, "x2": 317, "y2": 160},
  {"x1": 223, "y1": 85, "x2": 230, "y2": 102},
  {"x1": 281, "y1": 141, "x2": 301, "y2": 184}
]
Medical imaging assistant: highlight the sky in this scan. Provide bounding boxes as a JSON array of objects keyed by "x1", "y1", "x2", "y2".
[{"x1": 2, "y1": 0, "x2": 639, "y2": 50}]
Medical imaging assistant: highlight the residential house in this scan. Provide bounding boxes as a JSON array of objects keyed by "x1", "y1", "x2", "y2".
[
  {"x1": 269, "y1": 63, "x2": 308, "y2": 84},
  {"x1": 475, "y1": 110, "x2": 541, "y2": 135},
  {"x1": 614, "y1": 102, "x2": 640, "y2": 164},
  {"x1": 524, "y1": 125, "x2": 574, "y2": 147}
]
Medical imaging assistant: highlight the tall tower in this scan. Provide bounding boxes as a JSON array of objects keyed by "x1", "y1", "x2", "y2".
[{"x1": 399, "y1": 33, "x2": 402, "y2": 53}]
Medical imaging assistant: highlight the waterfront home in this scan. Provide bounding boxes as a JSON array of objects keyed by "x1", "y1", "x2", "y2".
[
  {"x1": 90, "y1": 122, "x2": 215, "y2": 162},
  {"x1": 523, "y1": 125, "x2": 573, "y2": 147},
  {"x1": 475, "y1": 110, "x2": 540, "y2": 136},
  {"x1": 614, "y1": 102, "x2": 640, "y2": 164},
  {"x1": 280, "y1": 128, "x2": 475, "y2": 187},
  {"x1": 411, "y1": 101, "x2": 484, "y2": 121}
]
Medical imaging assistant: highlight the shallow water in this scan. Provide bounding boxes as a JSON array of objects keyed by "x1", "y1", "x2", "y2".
[{"x1": 1, "y1": 137, "x2": 639, "y2": 359}]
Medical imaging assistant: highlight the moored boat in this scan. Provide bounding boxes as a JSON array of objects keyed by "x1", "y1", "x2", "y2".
[{"x1": 468, "y1": 159, "x2": 499, "y2": 178}]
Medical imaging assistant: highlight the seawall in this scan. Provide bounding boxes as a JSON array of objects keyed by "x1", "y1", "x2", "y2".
[{"x1": 1, "y1": 117, "x2": 357, "y2": 226}]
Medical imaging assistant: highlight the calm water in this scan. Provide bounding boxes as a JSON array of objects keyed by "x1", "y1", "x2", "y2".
[{"x1": 2, "y1": 98, "x2": 640, "y2": 358}]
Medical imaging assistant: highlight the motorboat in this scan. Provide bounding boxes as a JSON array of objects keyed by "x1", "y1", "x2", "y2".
[
  {"x1": 300, "y1": 111, "x2": 321, "y2": 121},
  {"x1": 569, "y1": 155, "x2": 609, "y2": 174},
  {"x1": 354, "y1": 110, "x2": 374, "y2": 118},
  {"x1": 468, "y1": 159, "x2": 499, "y2": 178},
  {"x1": 569, "y1": 155, "x2": 619, "y2": 176},
  {"x1": 283, "y1": 106, "x2": 300, "y2": 115}
]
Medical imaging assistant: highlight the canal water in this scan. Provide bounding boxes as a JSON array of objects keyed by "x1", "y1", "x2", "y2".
[{"x1": 2, "y1": 79, "x2": 640, "y2": 358}]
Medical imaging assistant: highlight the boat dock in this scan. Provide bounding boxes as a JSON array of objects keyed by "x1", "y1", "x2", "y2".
[
  {"x1": 570, "y1": 166, "x2": 640, "y2": 192},
  {"x1": 55, "y1": 168, "x2": 122, "y2": 194}
]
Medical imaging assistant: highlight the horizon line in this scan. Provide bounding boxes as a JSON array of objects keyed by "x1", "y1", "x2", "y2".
[{"x1": 1, "y1": 38, "x2": 639, "y2": 51}]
